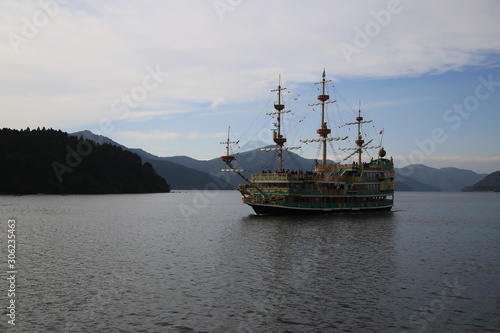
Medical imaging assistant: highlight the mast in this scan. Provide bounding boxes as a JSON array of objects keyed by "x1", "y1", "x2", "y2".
[
  {"x1": 310, "y1": 70, "x2": 334, "y2": 168},
  {"x1": 220, "y1": 127, "x2": 268, "y2": 198},
  {"x1": 300, "y1": 70, "x2": 347, "y2": 169},
  {"x1": 220, "y1": 126, "x2": 237, "y2": 164},
  {"x1": 356, "y1": 102, "x2": 363, "y2": 165},
  {"x1": 224, "y1": 126, "x2": 234, "y2": 159},
  {"x1": 341, "y1": 103, "x2": 380, "y2": 164},
  {"x1": 272, "y1": 75, "x2": 287, "y2": 172},
  {"x1": 318, "y1": 70, "x2": 331, "y2": 167},
  {"x1": 262, "y1": 75, "x2": 301, "y2": 172}
]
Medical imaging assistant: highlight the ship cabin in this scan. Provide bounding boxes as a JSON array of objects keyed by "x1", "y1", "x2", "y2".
[{"x1": 242, "y1": 157, "x2": 395, "y2": 210}]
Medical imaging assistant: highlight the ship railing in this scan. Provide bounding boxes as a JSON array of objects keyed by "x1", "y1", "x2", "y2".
[
  {"x1": 251, "y1": 171, "x2": 394, "y2": 182},
  {"x1": 242, "y1": 196, "x2": 283, "y2": 205},
  {"x1": 313, "y1": 188, "x2": 346, "y2": 195},
  {"x1": 327, "y1": 189, "x2": 346, "y2": 195},
  {"x1": 322, "y1": 175, "x2": 364, "y2": 182},
  {"x1": 322, "y1": 175, "x2": 349, "y2": 182},
  {"x1": 379, "y1": 182, "x2": 395, "y2": 190},
  {"x1": 251, "y1": 172, "x2": 318, "y2": 181},
  {"x1": 266, "y1": 195, "x2": 285, "y2": 204}
]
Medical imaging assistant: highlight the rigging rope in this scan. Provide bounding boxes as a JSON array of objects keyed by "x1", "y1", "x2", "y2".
[{"x1": 235, "y1": 93, "x2": 274, "y2": 153}]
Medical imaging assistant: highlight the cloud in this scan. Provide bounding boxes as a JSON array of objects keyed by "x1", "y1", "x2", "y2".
[
  {"x1": 186, "y1": 131, "x2": 226, "y2": 140},
  {"x1": 121, "y1": 110, "x2": 191, "y2": 122},
  {"x1": 116, "y1": 130, "x2": 180, "y2": 141},
  {"x1": 210, "y1": 97, "x2": 226, "y2": 108},
  {"x1": 357, "y1": 97, "x2": 440, "y2": 111},
  {"x1": 0, "y1": 0, "x2": 499, "y2": 132},
  {"x1": 117, "y1": 130, "x2": 225, "y2": 141}
]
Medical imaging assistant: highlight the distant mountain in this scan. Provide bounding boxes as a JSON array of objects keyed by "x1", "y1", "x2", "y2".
[
  {"x1": 71, "y1": 131, "x2": 487, "y2": 192},
  {"x1": 462, "y1": 171, "x2": 500, "y2": 192},
  {"x1": 160, "y1": 146, "x2": 325, "y2": 188},
  {"x1": 396, "y1": 177, "x2": 441, "y2": 192},
  {"x1": 1, "y1": 128, "x2": 170, "y2": 194},
  {"x1": 71, "y1": 131, "x2": 233, "y2": 190},
  {"x1": 137, "y1": 156, "x2": 233, "y2": 190},
  {"x1": 395, "y1": 181, "x2": 412, "y2": 191},
  {"x1": 396, "y1": 164, "x2": 486, "y2": 192},
  {"x1": 167, "y1": 151, "x2": 485, "y2": 191}
]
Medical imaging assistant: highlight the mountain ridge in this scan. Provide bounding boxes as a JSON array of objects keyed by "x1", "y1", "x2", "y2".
[
  {"x1": 71, "y1": 130, "x2": 488, "y2": 192},
  {"x1": 396, "y1": 164, "x2": 486, "y2": 191},
  {"x1": 462, "y1": 171, "x2": 500, "y2": 192},
  {"x1": 71, "y1": 131, "x2": 233, "y2": 190}
]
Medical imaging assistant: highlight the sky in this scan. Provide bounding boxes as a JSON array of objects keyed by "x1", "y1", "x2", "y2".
[{"x1": 1, "y1": 0, "x2": 500, "y2": 174}]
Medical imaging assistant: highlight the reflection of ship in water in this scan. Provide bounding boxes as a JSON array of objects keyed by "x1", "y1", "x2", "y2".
[
  {"x1": 234, "y1": 213, "x2": 398, "y2": 330},
  {"x1": 221, "y1": 70, "x2": 395, "y2": 215}
]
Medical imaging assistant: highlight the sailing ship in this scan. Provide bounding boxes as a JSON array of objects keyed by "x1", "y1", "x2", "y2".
[{"x1": 221, "y1": 70, "x2": 395, "y2": 215}]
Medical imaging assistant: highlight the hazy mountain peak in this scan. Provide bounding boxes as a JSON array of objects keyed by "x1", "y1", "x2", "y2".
[{"x1": 70, "y1": 130, "x2": 124, "y2": 148}]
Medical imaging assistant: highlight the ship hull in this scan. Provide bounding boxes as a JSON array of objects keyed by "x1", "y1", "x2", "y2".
[{"x1": 249, "y1": 203, "x2": 393, "y2": 215}]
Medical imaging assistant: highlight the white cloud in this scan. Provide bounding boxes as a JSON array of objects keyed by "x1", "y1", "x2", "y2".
[
  {"x1": 210, "y1": 97, "x2": 226, "y2": 108},
  {"x1": 122, "y1": 110, "x2": 191, "y2": 122},
  {"x1": 0, "y1": 0, "x2": 499, "y2": 133}
]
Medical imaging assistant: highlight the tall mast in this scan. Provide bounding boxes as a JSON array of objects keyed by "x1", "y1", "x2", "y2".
[
  {"x1": 225, "y1": 126, "x2": 231, "y2": 157},
  {"x1": 355, "y1": 103, "x2": 364, "y2": 165},
  {"x1": 315, "y1": 70, "x2": 332, "y2": 168},
  {"x1": 268, "y1": 75, "x2": 289, "y2": 172},
  {"x1": 300, "y1": 70, "x2": 346, "y2": 169},
  {"x1": 340, "y1": 102, "x2": 380, "y2": 164}
]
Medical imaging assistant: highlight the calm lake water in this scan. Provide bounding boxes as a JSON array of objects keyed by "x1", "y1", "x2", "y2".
[{"x1": 0, "y1": 191, "x2": 499, "y2": 332}]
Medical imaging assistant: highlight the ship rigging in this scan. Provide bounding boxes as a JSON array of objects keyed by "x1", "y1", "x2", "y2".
[{"x1": 221, "y1": 70, "x2": 395, "y2": 215}]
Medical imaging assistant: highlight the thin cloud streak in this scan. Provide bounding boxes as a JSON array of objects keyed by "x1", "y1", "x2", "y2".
[
  {"x1": 116, "y1": 131, "x2": 180, "y2": 141},
  {"x1": 116, "y1": 130, "x2": 226, "y2": 141}
]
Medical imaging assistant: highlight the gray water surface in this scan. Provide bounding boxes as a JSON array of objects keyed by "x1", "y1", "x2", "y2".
[{"x1": 1, "y1": 191, "x2": 499, "y2": 332}]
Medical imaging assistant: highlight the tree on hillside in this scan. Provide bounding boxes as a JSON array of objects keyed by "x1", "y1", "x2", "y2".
[{"x1": 0, "y1": 128, "x2": 170, "y2": 194}]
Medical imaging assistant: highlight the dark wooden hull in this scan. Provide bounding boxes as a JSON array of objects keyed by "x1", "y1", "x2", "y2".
[{"x1": 249, "y1": 203, "x2": 393, "y2": 215}]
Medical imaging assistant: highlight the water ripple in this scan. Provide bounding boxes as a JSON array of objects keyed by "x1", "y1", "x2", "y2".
[{"x1": 0, "y1": 192, "x2": 498, "y2": 332}]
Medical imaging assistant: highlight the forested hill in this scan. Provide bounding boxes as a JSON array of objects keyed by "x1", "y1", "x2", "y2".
[{"x1": 0, "y1": 128, "x2": 170, "y2": 194}]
